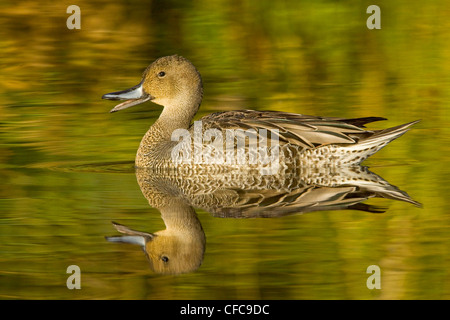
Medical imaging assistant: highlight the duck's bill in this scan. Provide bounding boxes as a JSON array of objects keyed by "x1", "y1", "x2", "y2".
[
  {"x1": 105, "y1": 222, "x2": 155, "y2": 247},
  {"x1": 102, "y1": 82, "x2": 152, "y2": 113},
  {"x1": 105, "y1": 235, "x2": 148, "y2": 247}
]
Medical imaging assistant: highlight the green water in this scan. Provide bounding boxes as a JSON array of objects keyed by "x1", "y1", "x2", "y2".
[{"x1": 1, "y1": 0, "x2": 449, "y2": 299}]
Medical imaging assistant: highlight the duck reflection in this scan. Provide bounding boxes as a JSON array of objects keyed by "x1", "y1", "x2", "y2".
[{"x1": 106, "y1": 166, "x2": 419, "y2": 274}]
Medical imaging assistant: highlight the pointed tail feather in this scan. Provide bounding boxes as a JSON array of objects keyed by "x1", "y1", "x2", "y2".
[
  {"x1": 362, "y1": 120, "x2": 420, "y2": 146},
  {"x1": 341, "y1": 120, "x2": 420, "y2": 163}
]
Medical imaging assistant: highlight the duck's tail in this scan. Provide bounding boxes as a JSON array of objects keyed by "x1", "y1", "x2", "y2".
[{"x1": 340, "y1": 120, "x2": 420, "y2": 164}]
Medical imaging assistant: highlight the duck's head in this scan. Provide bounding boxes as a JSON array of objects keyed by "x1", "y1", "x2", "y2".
[
  {"x1": 103, "y1": 55, "x2": 203, "y2": 115},
  {"x1": 106, "y1": 221, "x2": 205, "y2": 275}
]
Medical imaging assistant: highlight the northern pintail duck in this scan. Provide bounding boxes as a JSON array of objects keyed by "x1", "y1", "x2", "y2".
[{"x1": 103, "y1": 55, "x2": 419, "y2": 169}]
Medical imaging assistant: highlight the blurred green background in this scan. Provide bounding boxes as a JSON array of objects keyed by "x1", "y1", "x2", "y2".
[{"x1": 0, "y1": 0, "x2": 449, "y2": 299}]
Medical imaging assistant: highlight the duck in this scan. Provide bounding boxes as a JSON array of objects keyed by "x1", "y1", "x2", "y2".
[{"x1": 102, "y1": 55, "x2": 419, "y2": 170}]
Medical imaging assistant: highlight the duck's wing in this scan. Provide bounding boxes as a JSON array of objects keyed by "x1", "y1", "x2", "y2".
[{"x1": 197, "y1": 110, "x2": 387, "y2": 149}]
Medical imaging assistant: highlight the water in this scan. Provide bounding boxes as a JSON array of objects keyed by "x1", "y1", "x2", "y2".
[{"x1": 1, "y1": 0, "x2": 450, "y2": 299}]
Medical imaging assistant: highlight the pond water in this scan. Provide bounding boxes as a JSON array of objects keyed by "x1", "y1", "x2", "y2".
[{"x1": 1, "y1": 0, "x2": 450, "y2": 300}]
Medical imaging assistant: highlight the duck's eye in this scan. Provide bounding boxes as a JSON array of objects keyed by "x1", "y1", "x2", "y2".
[
  {"x1": 161, "y1": 256, "x2": 169, "y2": 263},
  {"x1": 158, "y1": 71, "x2": 166, "y2": 78}
]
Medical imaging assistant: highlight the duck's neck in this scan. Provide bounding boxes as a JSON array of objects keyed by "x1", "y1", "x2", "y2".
[
  {"x1": 135, "y1": 100, "x2": 200, "y2": 167},
  {"x1": 159, "y1": 202, "x2": 204, "y2": 234}
]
